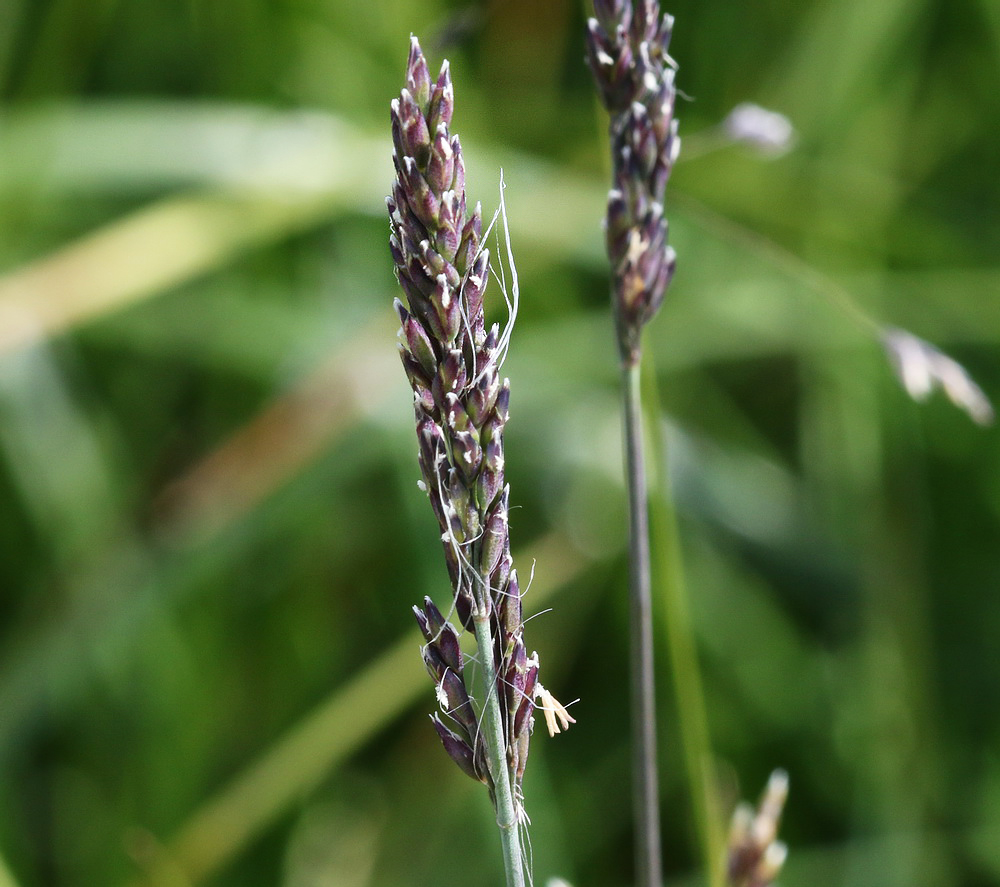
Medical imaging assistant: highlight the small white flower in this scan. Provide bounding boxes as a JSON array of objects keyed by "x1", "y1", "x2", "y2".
[
  {"x1": 882, "y1": 327, "x2": 994, "y2": 425},
  {"x1": 722, "y1": 103, "x2": 795, "y2": 155}
]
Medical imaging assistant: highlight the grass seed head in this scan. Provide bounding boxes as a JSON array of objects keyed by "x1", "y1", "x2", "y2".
[
  {"x1": 586, "y1": 0, "x2": 680, "y2": 366},
  {"x1": 389, "y1": 36, "x2": 544, "y2": 812}
]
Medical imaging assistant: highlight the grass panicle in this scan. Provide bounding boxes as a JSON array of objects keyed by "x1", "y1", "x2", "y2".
[
  {"x1": 586, "y1": 0, "x2": 680, "y2": 369},
  {"x1": 388, "y1": 36, "x2": 539, "y2": 887},
  {"x1": 586, "y1": 3, "x2": 680, "y2": 885}
]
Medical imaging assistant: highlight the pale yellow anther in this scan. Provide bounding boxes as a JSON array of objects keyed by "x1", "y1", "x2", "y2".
[{"x1": 534, "y1": 684, "x2": 577, "y2": 737}]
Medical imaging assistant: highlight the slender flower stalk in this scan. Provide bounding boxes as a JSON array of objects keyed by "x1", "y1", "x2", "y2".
[
  {"x1": 622, "y1": 357, "x2": 661, "y2": 886},
  {"x1": 586, "y1": 2, "x2": 680, "y2": 885},
  {"x1": 388, "y1": 36, "x2": 539, "y2": 887}
]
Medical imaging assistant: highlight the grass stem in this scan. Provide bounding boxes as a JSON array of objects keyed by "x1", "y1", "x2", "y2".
[
  {"x1": 622, "y1": 359, "x2": 664, "y2": 887},
  {"x1": 472, "y1": 610, "x2": 526, "y2": 887}
]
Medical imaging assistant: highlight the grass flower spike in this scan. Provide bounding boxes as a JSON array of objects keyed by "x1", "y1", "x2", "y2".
[
  {"x1": 587, "y1": 3, "x2": 680, "y2": 885},
  {"x1": 587, "y1": 0, "x2": 680, "y2": 367},
  {"x1": 388, "y1": 36, "x2": 538, "y2": 887}
]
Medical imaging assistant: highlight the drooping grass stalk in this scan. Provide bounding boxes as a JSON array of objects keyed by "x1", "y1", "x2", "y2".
[
  {"x1": 388, "y1": 37, "x2": 538, "y2": 887},
  {"x1": 586, "y1": 2, "x2": 680, "y2": 884}
]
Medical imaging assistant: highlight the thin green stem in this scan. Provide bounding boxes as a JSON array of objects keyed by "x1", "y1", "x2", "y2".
[
  {"x1": 643, "y1": 357, "x2": 725, "y2": 887},
  {"x1": 472, "y1": 608, "x2": 525, "y2": 887},
  {"x1": 622, "y1": 359, "x2": 663, "y2": 887}
]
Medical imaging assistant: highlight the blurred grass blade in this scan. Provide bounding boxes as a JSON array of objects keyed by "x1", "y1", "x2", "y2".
[
  {"x1": 0, "y1": 340, "x2": 120, "y2": 560},
  {"x1": 0, "y1": 852, "x2": 22, "y2": 887},
  {"x1": 643, "y1": 356, "x2": 726, "y2": 887},
  {"x1": 767, "y1": 0, "x2": 922, "y2": 132},
  {"x1": 673, "y1": 192, "x2": 880, "y2": 338},
  {"x1": 674, "y1": 193, "x2": 993, "y2": 423},
  {"x1": 0, "y1": 100, "x2": 607, "y2": 260},
  {"x1": 142, "y1": 628, "x2": 423, "y2": 886},
  {"x1": 0, "y1": 103, "x2": 384, "y2": 194},
  {"x1": 0, "y1": 316, "x2": 398, "y2": 759},
  {"x1": 0, "y1": 190, "x2": 335, "y2": 354},
  {"x1": 153, "y1": 316, "x2": 399, "y2": 547},
  {"x1": 128, "y1": 532, "x2": 591, "y2": 886}
]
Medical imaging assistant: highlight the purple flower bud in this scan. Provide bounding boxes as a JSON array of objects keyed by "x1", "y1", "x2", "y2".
[
  {"x1": 427, "y1": 127, "x2": 456, "y2": 192},
  {"x1": 450, "y1": 136, "x2": 466, "y2": 197},
  {"x1": 396, "y1": 95, "x2": 431, "y2": 165},
  {"x1": 443, "y1": 392, "x2": 472, "y2": 432},
  {"x1": 400, "y1": 352, "x2": 432, "y2": 398},
  {"x1": 421, "y1": 643, "x2": 447, "y2": 682},
  {"x1": 434, "y1": 195, "x2": 461, "y2": 263},
  {"x1": 413, "y1": 603, "x2": 431, "y2": 638},
  {"x1": 423, "y1": 275, "x2": 461, "y2": 345},
  {"x1": 592, "y1": 0, "x2": 624, "y2": 32},
  {"x1": 499, "y1": 564, "x2": 521, "y2": 636},
  {"x1": 406, "y1": 36, "x2": 432, "y2": 107},
  {"x1": 427, "y1": 61, "x2": 454, "y2": 132},
  {"x1": 439, "y1": 668, "x2": 477, "y2": 734},
  {"x1": 508, "y1": 629, "x2": 527, "y2": 675},
  {"x1": 513, "y1": 695, "x2": 535, "y2": 741},
  {"x1": 523, "y1": 660, "x2": 538, "y2": 700},
  {"x1": 431, "y1": 714, "x2": 485, "y2": 784},
  {"x1": 422, "y1": 595, "x2": 446, "y2": 629},
  {"x1": 455, "y1": 204, "x2": 483, "y2": 274},
  {"x1": 455, "y1": 589, "x2": 474, "y2": 632},
  {"x1": 477, "y1": 458, "x2": 502, "y2": 512},
  {"x1": 480, "y1": 501, "x2": 509, "y2": 580},
  {"x1": 446, "y1": 469, "x2": 480, "y2": 540},
  {"x1": 439, "y1": 352, "x2": 469, "y2": 398},
  {"x1": 400, "y1": 157, "x2": 441, "y2": 235},
  {"x1": 397, "y1": 301, "x2": 439, "y2": 379},
  {"x1": 514, "y1": 720, "x2": 531, "y2": 782},
  {"x1": 490, "y1": 549, "x2": 512, "y2": 594},
  {"x1": 435, "y1": 623, "x2": 463, "y2": 675},
  {"x1": 450, "y1": 429, "x2": 483, "y2": 487},
  {"x1": 418, "y1": 597, "x2": 465, "y2": 674}
]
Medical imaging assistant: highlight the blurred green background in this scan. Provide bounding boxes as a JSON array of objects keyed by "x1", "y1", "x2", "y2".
[{"x1": 0, "y1": 0, "x2": 998, "y2": 885}]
